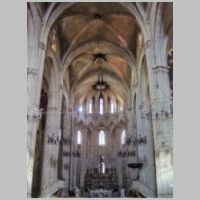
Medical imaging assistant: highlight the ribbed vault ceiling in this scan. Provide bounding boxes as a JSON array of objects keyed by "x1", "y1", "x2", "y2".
[{"x1": 51, "y1": 2, "x2": 141, "y2": 105}]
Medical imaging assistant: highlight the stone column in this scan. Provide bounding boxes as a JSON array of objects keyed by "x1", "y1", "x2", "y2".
[
  {"x1": 40, "y1": 83, "x2": 63, "y2": 196},
  {"x1": 151, "y1": 66, "x2": 173, "y2": 197},
  {"x1": 27, "y1": 107, "x2": 42, "y2": 197},
  {"x1": 136, "y1": 104, "x2": 156, "y2": 193},
  {"x1": 145, "y1": 40, "x2": 173, "y2": 197},
  {"x1": 62, "y1": 96, "x2": 70, "y2": 190},
  {"x1": 125, "y1": 108, "x2": 135, "y2": 190},
  {"x1": 116, "y1": 127, "x2": 125, "y2": 188},
  {"x1": 27, "y1": 5, "x2": 44, "y2": 196},
  {"x1": 65, "y1": 105, "x2": 73, "y2": 191},
  {"x1": 80, "y1": 127, "x2": 87, "y2": 190},
  {"x1": 69, "y1": 108, "x2": 75, "y2": 190}
]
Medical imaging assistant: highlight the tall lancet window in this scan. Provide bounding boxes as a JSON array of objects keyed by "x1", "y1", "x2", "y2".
[
  {"x1": 121, "y1": 129, "x2": 126, "y2": 145},
  {"x1": 77, "y1": 130, "x2": 82, "y2": 145},
  {"x1": 102, "y1": 162, "x2": 105, "y2": 174},
  {"x1": 89, "y1": 99, "x2": 92, "y2": 113},
  {"x1": 99, "y1": 130, "x2": 105, "y2": 145},
  {"x1": 100, "y1": 98, "x2": 104, "y2": 115},
  {"x1": 110, "y1": 100, "x2": 114, "y2": 113}
]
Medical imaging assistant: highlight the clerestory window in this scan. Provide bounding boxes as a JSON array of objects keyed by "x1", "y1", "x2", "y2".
[{"x1": 100, "y1": 98, "x2": 103, "y2": 115}]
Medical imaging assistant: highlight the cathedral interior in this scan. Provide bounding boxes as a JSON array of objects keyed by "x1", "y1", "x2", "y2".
[{"x1": 27, "y1": 2, "x2": 173, "y2": 198}]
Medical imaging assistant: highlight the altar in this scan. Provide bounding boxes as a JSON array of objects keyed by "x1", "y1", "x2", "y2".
[
  {"x1": 84, "y1": 167, "x2": 118, "y2": 190},
  {"x1": 89, "y1": 189, "x2": 112, "y2": 198},
  {"x1": 84, "y1": 155, "x2": 118, "y2": 197}
]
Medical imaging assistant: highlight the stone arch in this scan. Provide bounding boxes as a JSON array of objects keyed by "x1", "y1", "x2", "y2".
[
  {"x1": 46, "y1": 48, "x2": 61, "y2": 71},
  {"x1": 71, "y1": 56, "x2": 130, "y2": 88},
  {"x1": 61, "y1": 40, "x2": 135, "y2": 73},
  {"x1": 63, "y1": 17, "x2": 133, "y2": 56},
  {"x1": 154, "y1": 3, "x2": 173, "y2": 67},
  {"x1": 71, "y1": 67, "x2": 130, "y2": 100},
  {"x1": 34, "y1": 2, "x2": 150, "y2": 107},
  {"x1": 27, "y1": 3, "x2": 173, "y2": 197},
  {"x1": 41, "y1": 2, "x2": 147, "y2": 47}
]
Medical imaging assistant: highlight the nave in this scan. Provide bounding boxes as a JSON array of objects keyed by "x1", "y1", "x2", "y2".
[{"x1": 27, "y1": 2, "x2": 173, "y2": 198}]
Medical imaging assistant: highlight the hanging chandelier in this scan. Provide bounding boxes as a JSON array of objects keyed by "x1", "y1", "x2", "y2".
[
  {"x1": 92, "y1": 70, "x2": 110, "y2": 99},
  {"x1": 91, "y1": 53, "x2": 109, "y2": 99}
]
